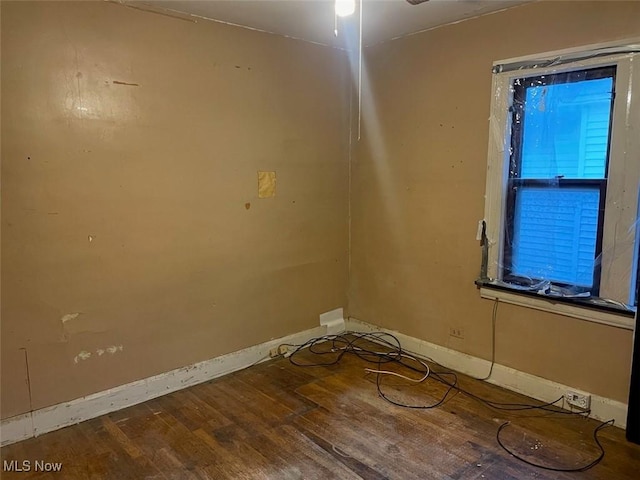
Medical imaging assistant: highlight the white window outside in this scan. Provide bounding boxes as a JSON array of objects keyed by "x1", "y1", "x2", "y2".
[{"x1": 480, "y1": 40, "x2": 640, "y2": 329}]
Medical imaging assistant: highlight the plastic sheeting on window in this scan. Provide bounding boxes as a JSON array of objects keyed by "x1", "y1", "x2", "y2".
[{"x1": 481, "y1": 47, "x2": 640, "y2": 311}]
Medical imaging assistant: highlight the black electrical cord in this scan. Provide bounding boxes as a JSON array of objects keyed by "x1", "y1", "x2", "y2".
[
  {"x1": 283, "y1": 331, "x2": 609, "y2": 472},
  {"x1": 288, "y1": 332, "x2": 588, "y2": 416},
  {"x1": 473, "y1": 298, "x2": 498, "y2": 381},
  {"x1": 496, "y1": 419, "x2": 614, "y2": 472},
  {"x1": 372, "y1": 360, "x2": 458, "y2": 410}
]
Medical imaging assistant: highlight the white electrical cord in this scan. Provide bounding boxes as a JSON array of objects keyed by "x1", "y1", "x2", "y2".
[{"x1": 365, "y1": 354, "x2": 431, "y2": 383}]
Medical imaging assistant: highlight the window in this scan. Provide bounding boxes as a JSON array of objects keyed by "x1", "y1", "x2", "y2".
[
  {"x1": 505, "y1": 67, "x2": 615, "y2": 293},
  {"x1": 481, "y1": 41, "x2": 640, "y2": 327}
]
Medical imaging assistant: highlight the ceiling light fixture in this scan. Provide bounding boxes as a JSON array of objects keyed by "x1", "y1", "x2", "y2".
[{"x1": 335, "y1": 0, "x2": 356, "y2": 17}]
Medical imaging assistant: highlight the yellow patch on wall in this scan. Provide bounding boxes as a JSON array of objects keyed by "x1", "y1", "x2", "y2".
[{"x1": 258, "y1": 171, "x2": 276, "y2": 198}]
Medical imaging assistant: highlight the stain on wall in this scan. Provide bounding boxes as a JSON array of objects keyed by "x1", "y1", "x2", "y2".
[{"x1": 1, "y1": 1, "x2": 349, "y2": 418}]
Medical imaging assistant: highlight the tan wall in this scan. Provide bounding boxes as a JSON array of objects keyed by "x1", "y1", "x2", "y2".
[
  {"x1": 350, "y1": 0, "x2": 640, "y2": 403},
  {"x1": 1, "y1": 1, "x2": 349, "y2": 419},
  {"x1": 3, "y1": 0, "x2": 638, "y2": 422}
]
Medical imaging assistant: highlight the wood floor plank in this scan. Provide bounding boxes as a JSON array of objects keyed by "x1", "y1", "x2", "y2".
[
  {"x1": 2, "y1": 337, "x2": 640, "y2": 479},
  {"x1": 293, "y1": 375, "x2": 478, "y2": 479}
]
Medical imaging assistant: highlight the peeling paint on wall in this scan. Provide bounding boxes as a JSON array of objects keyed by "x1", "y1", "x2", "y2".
[
  {"x1": 61, "y1": 313, "x2": 81, "y2": 324},
  {"x1": 73, "y1": 345, "x2": 123, "y2": 364},
  {"x1": 61, "y1": 312, "x2": 106, "y2": 336},
  {"x1": 73, "y1": 351, "x2": 92, "y2": 364},
  {"x1": 61, "y1": 313, "x2": 82, "y2": 341}
]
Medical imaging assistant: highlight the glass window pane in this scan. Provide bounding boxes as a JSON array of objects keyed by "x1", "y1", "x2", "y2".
[
  {"x1": 519, "y1": 77, "x2": 613, "y2": 180},
  {"x1": 511, "y1": 186, "x2": 600, "y2": 287}
]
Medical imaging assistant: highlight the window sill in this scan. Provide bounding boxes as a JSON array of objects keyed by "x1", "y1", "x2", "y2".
[{"x1": 477, "y1": 282, "x2": 635, "y2": 330}]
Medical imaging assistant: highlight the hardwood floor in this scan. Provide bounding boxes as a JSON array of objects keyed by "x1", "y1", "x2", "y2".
[{"x1": 2, "y1": 338, "x2": 640, "y2": 479}]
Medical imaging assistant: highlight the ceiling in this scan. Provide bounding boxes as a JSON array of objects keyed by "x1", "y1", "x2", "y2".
[{"x1": 143, "y1": 0, "x2": 531, "y2": 48}]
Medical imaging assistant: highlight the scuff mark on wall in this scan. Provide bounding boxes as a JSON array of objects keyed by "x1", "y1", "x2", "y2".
[
  {"x1": 19, "y1": 348, "x2": 35, "y2": 414},
  {"x1": 112, "y1": 80, "x2": 139, "y2": 87}
]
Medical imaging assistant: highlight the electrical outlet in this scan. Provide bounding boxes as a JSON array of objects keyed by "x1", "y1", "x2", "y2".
[
  {"x1": 449, "y1": 327, "x2": 464, "y2": 339},
  {"x1": 566, "y1": 391, "x2": 591, "y2": 410},
  {"x1": 268, "y1": 345, "x2": 288, "y2": 358},
  {"x1": 268, "y1": 347, "x2": 280, "y2": 358}
]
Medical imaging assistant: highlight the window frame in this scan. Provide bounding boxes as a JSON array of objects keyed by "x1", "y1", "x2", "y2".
[{"x1": 481, "y1": 40, "x2": 640, "y2": 330}]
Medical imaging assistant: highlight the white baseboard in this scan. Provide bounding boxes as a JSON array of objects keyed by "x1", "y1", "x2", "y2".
[
  {"x1": 346, "y1": 317, "x2": 629, "y2": 429},
  {"x1": 2, "y1": 314, "x2": 628, "y2": 447},
  {"x1": 0, "y1": 325, "x2": 329, "y2": 447}
]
